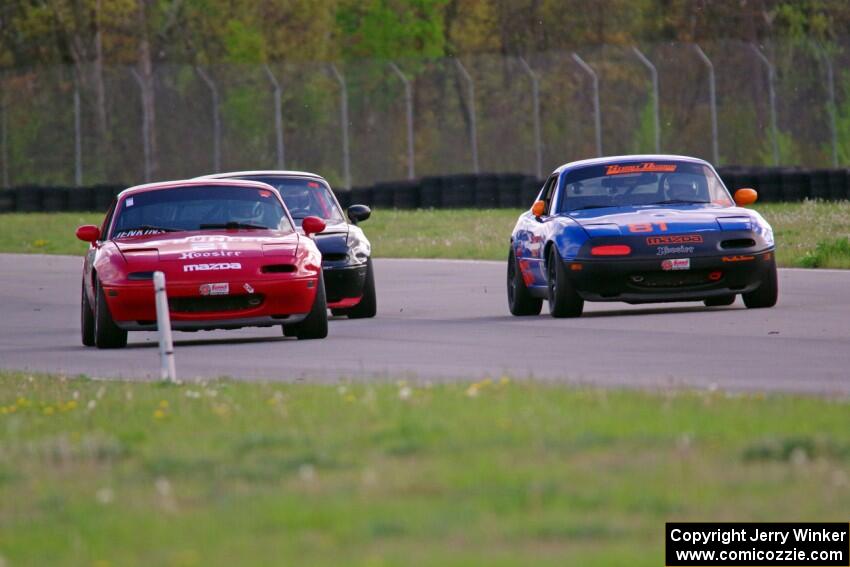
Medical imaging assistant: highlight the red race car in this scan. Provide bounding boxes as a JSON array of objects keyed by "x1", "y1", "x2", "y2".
[{"x1": 76, "y1": 179, "x2": 329, "y2": 348}]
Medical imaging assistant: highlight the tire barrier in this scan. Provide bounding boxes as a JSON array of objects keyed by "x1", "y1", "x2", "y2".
[{"x1": 1, "y1": 168, "x2": 848, "y2": 214}]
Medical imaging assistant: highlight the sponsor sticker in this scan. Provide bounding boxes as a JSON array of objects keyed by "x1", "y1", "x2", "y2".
[
  {"x1": 126, "y1": 197, "x2": 134, "y2": 207},
  {"x1": 647, "y1": 234, "x2": 703, "y2": 245},
  {"x1": 199, "y1": 283, "x2": 229, "y2": 296},
  {"x1": 183, "y1": 262, "x2": 242, "y2": 272},
  {"x1": 605, "y1": 162, "x2": 677, "y2": 175},
  {"x1": 114, "y1": 229, "x2": 164, "y2": 239},
  {"x1": 308, "y1": 181, "x2": 320, "y2": 188},
  {"x1": 657, "y1": 245, "x2": 695, "y2": 256},
  {"x1": 722, "y1": 255, "x2": 755, "y2": 262},
  {"x1": 243, "y1": 283, "x2": 255, "y2": 294},
  {"x1": 179, "y1": 250, "x2": 242, "y2": 260},
  {"x1": 661, "y1": 258, "x2": 690, "y2": 271}
]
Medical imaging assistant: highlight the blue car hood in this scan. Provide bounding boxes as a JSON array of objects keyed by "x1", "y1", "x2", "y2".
[{"x1": 569, "y1": 205, "x2": 753, "y2": 236}]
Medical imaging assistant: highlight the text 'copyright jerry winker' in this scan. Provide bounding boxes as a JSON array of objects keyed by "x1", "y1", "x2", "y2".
[{"x1": 666, "y1": 523, "x2": 849, "y2": 566}]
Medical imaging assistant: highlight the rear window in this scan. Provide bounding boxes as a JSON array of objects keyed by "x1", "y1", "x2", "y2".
[{"x1": 110, "y1": 185, "x2": 292, "y2": 239}]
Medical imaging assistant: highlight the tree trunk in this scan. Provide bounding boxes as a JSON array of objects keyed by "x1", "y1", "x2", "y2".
[
  {"x1": 138, "y1": 0, "x2": 157, "y2": 179},
  {"x1": 92, "y1": 0, "x2": 110, "y2": 179}
]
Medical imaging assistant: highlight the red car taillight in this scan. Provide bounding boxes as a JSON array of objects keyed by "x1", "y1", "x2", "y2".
[{"x1": 591, "y1": 244, "x2": 632, "y2": 256}]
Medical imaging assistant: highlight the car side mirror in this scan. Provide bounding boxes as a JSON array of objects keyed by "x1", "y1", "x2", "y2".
[
  {"x1": 531, "y1": 200, "x2": 546, "y2": 218},
  {"x1": 301, "y1": 216, "x2": 326, "y2": 236},
  {"x1": 734, "y1": 188, "x2": 758, "y2": 206},
  {"x1": 76, "y1": 225, "x2": 100, "y2": 242},
  {"x1": 347, "y1": 204, "x2": 371, "y2": 224}
]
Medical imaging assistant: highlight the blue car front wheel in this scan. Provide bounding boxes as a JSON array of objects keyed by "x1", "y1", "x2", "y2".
[{"x1": 546, "y1": 248, "x2": 584, "y2": 318}]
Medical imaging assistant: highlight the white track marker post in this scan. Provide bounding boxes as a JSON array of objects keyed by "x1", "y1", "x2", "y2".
[{"x1": 153, "y1": 271, "x2": 176, "y2": 382}]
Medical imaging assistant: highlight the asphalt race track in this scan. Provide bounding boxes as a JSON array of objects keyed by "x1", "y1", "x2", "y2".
[{"x1": 1, "y1": 253, "x2": 848, "y2": 394}]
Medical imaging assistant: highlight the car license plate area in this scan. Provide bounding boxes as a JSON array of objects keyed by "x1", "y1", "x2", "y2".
[
  {"x1": 169, "y1": 294, "x2": 265, "y2": 313},
  {"x1": 629, "y1": 270, "x2": 721, "y2": 289}
]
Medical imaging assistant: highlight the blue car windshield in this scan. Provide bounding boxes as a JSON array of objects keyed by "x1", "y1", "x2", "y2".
[{"x1": 557, "y1": 161, "x2": 733, "y2": 213}]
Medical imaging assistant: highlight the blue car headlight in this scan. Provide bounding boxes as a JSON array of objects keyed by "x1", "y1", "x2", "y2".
[{"x1": 752, "y1": 219, "x2": 774, "y2": 246}]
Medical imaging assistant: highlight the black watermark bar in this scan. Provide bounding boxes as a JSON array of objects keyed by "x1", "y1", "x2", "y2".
[{"x1": 666, "y1": 523, "x2": 849, "y2": 566}]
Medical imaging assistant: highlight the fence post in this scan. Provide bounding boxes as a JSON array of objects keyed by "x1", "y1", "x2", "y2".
[
  {"x1": 519, "y1": 57, "x2": 543, "y2": 178},
  {"x1": 153, "y1": 271, "x2": 177, "y2": 382},
  {"x1": 0, "y1": 78, "x2": 7, "y2": 188},
  {"x1": 130, "y1": 68, "x2": 152, "y2": 182},
  {"x1": 571, "y1": 53, "x2": 601, "y2": 157},
  {"x1": 632, "y1": 46, "x2": 661, "y2": 154},
  {"x1": 692, "y1": 45, "x2": 719, "y2": 165},
  {"x1": 195, "y1": 66, "x2": 221, "y2": 172},
  {"x1": 819, "y1": 46, "x2": 839, "y2": 168},
  {"x1": 389, "y1": 62, "x2": 415, "y2": 180},
  {"x1": 454, "y1": 59, "x2": 479, "y2": 173},
  {"x1": 264, "y1": 64, "x2": 285, "y2": 170},
  {"x1": 329, "y1": 65, "x2": 351, "y2": 189},
  {"x1": 74, "y1": 75, "x2": 83, "y2": 186},
  {"x1": 750, "y1": 44, "x2": 780, "y2": 166}
]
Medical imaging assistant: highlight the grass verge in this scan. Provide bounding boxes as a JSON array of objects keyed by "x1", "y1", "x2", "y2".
[
  {"x1": 0, "y1": 370, "x2": 848, "y2": 566},
  {"x1": 1, "y1": 201, "x2": 850, "y2": 267}
]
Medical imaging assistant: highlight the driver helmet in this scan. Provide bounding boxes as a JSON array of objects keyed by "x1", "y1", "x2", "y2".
[
  {"x1": 284, "y1": 188, "x2": 313, "y2": 217},
  {"x1": 228, "y1": 199, "x2": 264, "y2": 224},
  {"x1": 666, "y1": 176, "x2": 699, "y2": 201}
]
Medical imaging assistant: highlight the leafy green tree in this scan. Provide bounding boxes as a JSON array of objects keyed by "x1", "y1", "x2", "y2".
[{"x1": 336, "y1": 0, "x2": 447, "y2": 60}]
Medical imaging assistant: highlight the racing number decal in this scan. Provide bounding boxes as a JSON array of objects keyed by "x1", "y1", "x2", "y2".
[{"x1": 627, "y1": 222, "x2": 668, "y2": 233}]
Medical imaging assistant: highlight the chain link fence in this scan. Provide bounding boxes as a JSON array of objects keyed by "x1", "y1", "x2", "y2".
[{"x1": 1, "y1": 39, "x2": 849, "y2": 190}]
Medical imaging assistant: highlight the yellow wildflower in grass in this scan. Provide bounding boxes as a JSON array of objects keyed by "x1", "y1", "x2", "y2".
[
  {"x1": 499, "y1": 376, "x2": 511, "y2": 385},
  {"x1": 344, "y1": 394, "x2": 357, "y2": 403},
  {"x1": 16, "y1": 397, "x2": 30, "y2": 408},
  {"x1": 158, "y1": 400, "x2": 169, "y2": 409},
  {"x1": 465, "y1": 384, "x2": 480, "y2": 398},
  {"x1": 33, "y1": 239, "x2": 48, "y2": 248},
  {"x1": 153, "y1": 409, "x2": 167, "y2": 420},
  {"x1": 62, "y1": 400, "x2": 78, "y2": 411},
  {"x1": 42, "y1": 406, "x2": 55, "y2": 416},
  {"x1": 266, "y1": 391, "x2": 284, "y2": 406},
  {"x1": 212, "y1": 403, "x2": 230, "y2": 417}
]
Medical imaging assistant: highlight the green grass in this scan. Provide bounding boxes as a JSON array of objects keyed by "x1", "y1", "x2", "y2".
[
  {"x1": 0, "y1": 372, "x2": 848, "y2": 566},
  {"x1": 2, "y1": 201, "x2": 850, "y2": 267}
]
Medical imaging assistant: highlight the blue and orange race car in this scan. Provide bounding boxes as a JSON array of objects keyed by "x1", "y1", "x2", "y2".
[{"x1": 508, "y1": 155, "x2": 778, "y2": 317}]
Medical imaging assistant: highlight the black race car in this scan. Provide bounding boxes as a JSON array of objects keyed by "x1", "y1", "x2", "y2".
[{"x1": 201, "y1": 171, "x2": 376, "y2": 318}]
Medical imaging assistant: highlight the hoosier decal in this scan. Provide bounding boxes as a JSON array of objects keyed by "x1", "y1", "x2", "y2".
[
  {"x1": 179, "y1": 250, "x2": 242, "y2": 260},
  {"x1": 656, "y1": 245, "x2": 695, "y2": 256}
]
